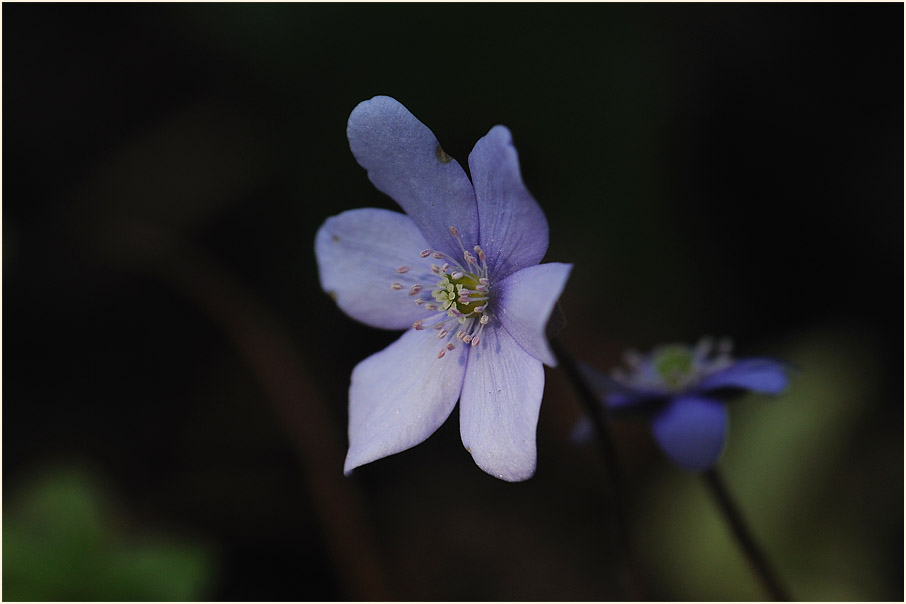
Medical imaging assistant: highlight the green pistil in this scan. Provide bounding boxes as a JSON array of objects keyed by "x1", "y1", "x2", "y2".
[
  {"x1": 653, "y1": 345, "x2": 695, "y2": 390},
  {"x1": 432, "y1": 272, "x2": 485, "y2": 315}
]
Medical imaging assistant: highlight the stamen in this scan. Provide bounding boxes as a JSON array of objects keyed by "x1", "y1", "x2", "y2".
[
  {"x1": 392, "y1": 230, "x2": 495, "y2": 361},
  {"x1": 623, "y1": 350, "x2": 643, "y2": 368}
]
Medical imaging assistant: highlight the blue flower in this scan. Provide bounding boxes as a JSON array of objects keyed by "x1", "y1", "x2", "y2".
[
  {"x1": 575, "y1": 338, "x2": 790, "y2": 471},
  {"x1": 315, "y1": 96, "x2": 572, "y2": 481}
]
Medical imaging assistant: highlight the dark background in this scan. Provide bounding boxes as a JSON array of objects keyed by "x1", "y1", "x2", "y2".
[{"x1": 4, "y1": 3, "x2": 902, "y2": 601}]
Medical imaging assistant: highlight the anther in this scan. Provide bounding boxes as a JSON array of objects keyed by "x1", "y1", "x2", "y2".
[
  {"x1": 470, "y1": 336, "x2": 481, "y2": 347},
  {"x1": 433, "y1": 252, "x2": 444, "y2": 259},
  {"x1": 478, "y1": 277, "x2": 489, "y2": 285},
  {"x1": 437, "y1": 349, "x2": 446, "y2": 359},
  {"x1": 449, "y1": 226, "x2": 459, "y2": 237},
  {"x1": 391, "y1": 282, "x2": 403, "y2": 290},
  {"x1": 456, "y1": 331, "x2": 466, "y2": 340},
  {"x1": 420, "y1": 249, "x2": 432, "y2": 258},
  {"x1": 409, "y1": 285, "x2": 422, "y2": 295},
  {"x1": 441, "y1": 263, "x2": 451, "y2": 273},
  {"x1": 430, "y1": 264, "x2": 441, "y2": 275},
  {"x1": 425, "y1": 303, "x2": 437, "y2": 311},
  {"x1": 446, "y1": 343, "x2": 455, "y2": 351},
  {"x1": 480, "y1": 315, "x2": 489, "y2": 325},
  {"x1": 412, "y1": 320, "x2": 424, "y2": 330},
  {"x1": 397, "y1": 266, "x2": 410, "y2": 273},
  {"x1": 414, "y1": 299, "x2": 424, "y2": 305},
  {"x1": 433, "y1": 323, "x2": 444, "y2": 330},
  {"x1": 463, "y1": 335, "x2": 472, "y2": 344},
  {"x1": 474, "y1": 245, "x2": 486, "y2": 261},
  {"x1": 464, "y1": 252, "x2": 477, "y2": 265},
  {"x1": 451, "y1": 271, "x2": 463, "y2": 280},
  {"x1": 437, "y1": 330, "x2": 448, "y2": 339}
]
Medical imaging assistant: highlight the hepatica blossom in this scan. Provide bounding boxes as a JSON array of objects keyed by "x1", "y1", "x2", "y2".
[
  {"x1": 575, "y1": 338, "x2": 790, "y2": 471},
  {"x1": 315, "y1": 96, "x2": 572, "y2": 481}
]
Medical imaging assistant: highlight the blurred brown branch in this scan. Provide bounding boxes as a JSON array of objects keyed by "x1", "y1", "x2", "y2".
[{"x1": 101, "y1": 221, "x2": 391, "y2": 600}]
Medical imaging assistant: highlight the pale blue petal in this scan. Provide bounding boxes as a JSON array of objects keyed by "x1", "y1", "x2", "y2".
[
  {"x1": 345, "y1": 328, "x2": 469, "y2": 475},
  {"x1": 494, "y1": 262, "x2": 572, "y2": 366},
  {"x1": 468, "y1": 125, "x2": 549, "y2": 278},
  {"x1": 347, "y1": 96, "x2": 479, "y2": 259},
  {"x1": 459, "y1": 326, "x2": 545, "y2": 482},
  {"x1": 697, "y1": 358, "x2": 790, "y2": 395},
  {"x1": 651, "y1": 395, "x2": 728, "y2": 471},
  {"x1": 315, "y1": 208, "x2": 435, "y2": 330}
]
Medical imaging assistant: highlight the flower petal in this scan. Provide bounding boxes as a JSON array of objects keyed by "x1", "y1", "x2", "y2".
[
  {"x1": 576, "y1": 362, "x2": 665, "y2": 413},
  {"x1": 494, "y1": 262, "x2": 572, "y2": 366},
  {"x1": 459, "y1": 326, "x2": 545, "y2": 482},
  {"x1": 468, "y1": 125, "x2": 549, "y2": 278},
  {"x1": 315, "y1": 208, "x2": 435, "y2": 330},
  {"x1": 345, "y1": 328, "x2": 469, "y2": 475},
  {"x1": 347, "y1": 96, "x2": 479, "y2": 259},
  {"x1": 651, "y1": 395, "x2": 728, "y2": 472},
  {"x1": 697, "y1": 358, "x2": 790, "y2": 395}
]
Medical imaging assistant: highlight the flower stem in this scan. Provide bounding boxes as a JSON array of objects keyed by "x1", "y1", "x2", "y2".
[
  {"x1": 703, "y1": 469, "x2": 790, "y2": 601},
  {"x1": 552, "y1": 339, "x2": 645, "y2": 600}
]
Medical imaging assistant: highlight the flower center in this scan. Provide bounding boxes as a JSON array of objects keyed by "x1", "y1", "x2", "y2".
[
  {"x1": 653, "y1": 345, "x2": 695, "y2": 390},
  {"x1": 432, "y1": 271, "x2": 487, "y2": 315},
  {"x1": 611, "y1": 337, "x2": 735, "y2": 393},
  {"x1": 389, "y1": 225, "x2": 492, "y2": 359}
]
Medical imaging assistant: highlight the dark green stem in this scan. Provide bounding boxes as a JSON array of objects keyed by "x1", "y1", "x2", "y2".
[
  {"x1": 704, "y1": 469, "x2": 791, "y2": 601},
  {"x1": 552, "y1": 339, "x2": 644, "y2": 600}
]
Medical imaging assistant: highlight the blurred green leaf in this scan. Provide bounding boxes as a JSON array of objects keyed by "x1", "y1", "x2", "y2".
[{"x1": 3, "y1": 465, "x2": 217, "y2": 601}]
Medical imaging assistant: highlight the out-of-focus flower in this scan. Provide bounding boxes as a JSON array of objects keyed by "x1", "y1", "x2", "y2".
[
  {"x1": 574, "y1": 338, "x2": 790, "y2": 471},
  {"x1": 315, "y1": 96, "x2": 571, "y2": 482}
]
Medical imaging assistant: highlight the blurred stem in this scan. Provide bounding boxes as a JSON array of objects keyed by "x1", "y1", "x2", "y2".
[
  {"x1": 703, "y1": 469, "x2": 790, "y2": 601},
  {"x1": 551, "y1": 339, "x2": 644, "y2": 600},
  {"x1": 107, "y1": 223, "x2": 392, "y2": 600}
]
